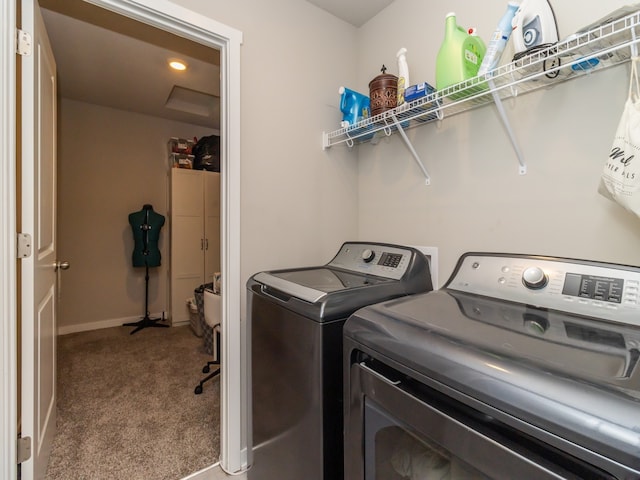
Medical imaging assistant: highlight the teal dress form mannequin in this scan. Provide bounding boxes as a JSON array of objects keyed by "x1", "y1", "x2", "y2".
[
  {"x1": 124, "y1": 204, "x2": 168, "y2": 334},
  {"x1": 128, "y1": 204, "x2": 165, "y2": 267}
]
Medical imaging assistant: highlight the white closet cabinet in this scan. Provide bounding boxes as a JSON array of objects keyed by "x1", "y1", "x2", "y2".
[{"x1": 169, "y1": 168, "x2": 220, "y2": 325}]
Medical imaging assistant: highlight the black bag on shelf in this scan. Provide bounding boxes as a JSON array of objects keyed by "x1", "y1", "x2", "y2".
[{"x1": 193, "y1": 135, "x2": 220, "y2": 172}]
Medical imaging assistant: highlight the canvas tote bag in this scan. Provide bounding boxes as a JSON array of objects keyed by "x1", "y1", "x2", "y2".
[{"x1": 599, "y1": 56, "x2": 640, "y2": 216}]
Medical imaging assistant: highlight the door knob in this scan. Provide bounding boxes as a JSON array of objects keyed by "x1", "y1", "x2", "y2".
[{"x1": 55, "y1": 261, "x2": 70, "y2": 271}]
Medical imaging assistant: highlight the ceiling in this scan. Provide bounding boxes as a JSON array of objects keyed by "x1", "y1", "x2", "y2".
[
  {"x1": 39, "y1": 0, "x2": 221, "y2": 129},
  {"x1": 38, "y1": 0, "x2": 394, "y2": 130},
  {"x1": 306, "y1": 0, "x2": 395, "y2": 27}
]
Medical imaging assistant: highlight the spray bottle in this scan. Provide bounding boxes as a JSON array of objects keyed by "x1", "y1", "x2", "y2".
[
  {"x1": 511, "y1": 0, "x2": 559, "y2": 55},
  {"x1": 396, "y1": 48, "x2": 410, "y2": 108},
  {"x1": 478, "y1": 2, "x2": 520, "y2": 76},
  {"x1": 338, "y1": 86, "x2": 370, "y2": 128}
]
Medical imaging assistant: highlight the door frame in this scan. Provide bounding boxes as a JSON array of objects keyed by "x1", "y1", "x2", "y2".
[
  {"x1": 1, "y1": 0, "x2": 245, "y2": 477},
  {"x1": 1, "y1": 0, "x2": 18, "y2": 479}
]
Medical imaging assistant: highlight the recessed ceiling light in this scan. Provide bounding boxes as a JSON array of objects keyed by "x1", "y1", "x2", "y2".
[{"x1": 169, "y1": 59, "x2": 187, "y2": 71}]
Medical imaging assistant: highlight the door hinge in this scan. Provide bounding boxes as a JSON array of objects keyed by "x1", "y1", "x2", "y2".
[
  {"x1": 16, "y1": 29, "x2": 32, "y2": 56},
  {"x1": 17, "y1": 233, "x2": 32, "y2": 258},
  {"x1": 17, "y1": 436, "x2": 31, "y2": 464}
]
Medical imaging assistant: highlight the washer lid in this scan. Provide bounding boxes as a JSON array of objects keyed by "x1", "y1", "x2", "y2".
[{"x1": 253, "y1": 267, "x2": 391, "y2": 304}]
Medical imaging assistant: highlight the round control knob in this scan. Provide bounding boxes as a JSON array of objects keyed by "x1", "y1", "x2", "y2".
[
  {"x1": 522, "y1": 266, "x2": 548, "y2": 290},
  {"x1": 361, "y1": 249, "x2": 375, "y2": 263}
]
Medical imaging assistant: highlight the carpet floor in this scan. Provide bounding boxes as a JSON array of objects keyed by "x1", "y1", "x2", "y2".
[{"x1": 44, "y1": 324, "x2": 220, "y2": 480}]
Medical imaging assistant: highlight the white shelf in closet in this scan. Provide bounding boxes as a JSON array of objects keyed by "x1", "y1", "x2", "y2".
[{"x1": 322, "y1": 9, "x2": 640, "y2": 184}]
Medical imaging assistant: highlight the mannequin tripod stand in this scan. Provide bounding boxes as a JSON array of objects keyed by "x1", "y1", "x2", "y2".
[
  {"x1": 125, "y1": 204, "x2": 168, "y2": 335},
  {"x1": 123, "y1": 263, "x2": 169, "y2": 334}
]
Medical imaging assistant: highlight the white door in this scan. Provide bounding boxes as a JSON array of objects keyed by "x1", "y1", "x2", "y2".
[{"x1": 20, "y1": 1, "x2": 59, "y2": 478}]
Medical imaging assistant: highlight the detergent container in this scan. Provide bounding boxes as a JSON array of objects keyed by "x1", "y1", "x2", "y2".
[
  {"x1": 338, "y1": 87, "x2": 370, "y2": 128},
  {"x1": 511, "y1": 0, "x2": 558, "y2": 55},
  {"x1": 369, "y1": 66, "x2": 398, "y2": 116},
  {"x1": 436, "y1": 13, "x2": 486, "y2": 91}
]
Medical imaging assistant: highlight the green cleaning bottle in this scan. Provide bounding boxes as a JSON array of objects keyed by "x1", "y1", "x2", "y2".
[{"x1": 436, "y1": 12, "x2": 486, "y2": 91}]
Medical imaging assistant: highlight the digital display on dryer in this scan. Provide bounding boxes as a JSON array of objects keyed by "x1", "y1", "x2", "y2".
[
  {"x1": 562, "y1": 273, "x2": 623, "y2": 303},
  {"x1": 377, "y1": 252, "x2": 402, "y2": 268}
]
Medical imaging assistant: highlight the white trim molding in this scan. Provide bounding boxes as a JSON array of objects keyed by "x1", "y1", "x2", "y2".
[
  {"x1": 1, "y1": 1, "x2": 18, "y2": 480},
  {"x1": 218, "y1": 33, "x2": 246, "y2": 475},
  {"x1": 57, "y1": 313, "x2": 171, "y2": 336}
]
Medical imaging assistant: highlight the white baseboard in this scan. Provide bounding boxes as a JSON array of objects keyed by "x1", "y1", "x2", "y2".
[
  {"x1": 57, "y1": 312, "x2": 169, "y2": 336},
  {"x1": 181, "y1": 463, "x2": 220, "y2": 480},
  {"x1": 182, "y1": 462, "x2": 248, "y2": 479}
]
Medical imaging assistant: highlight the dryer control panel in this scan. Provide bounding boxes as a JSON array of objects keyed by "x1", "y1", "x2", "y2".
[
  {"x1": 447, "y1": 253, "x2": 640, "y2": 327},
  {"x1": 328, "y1": 242, "x2": 420, "y2": 280}
]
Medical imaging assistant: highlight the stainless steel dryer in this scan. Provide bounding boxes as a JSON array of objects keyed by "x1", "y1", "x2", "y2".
[
  {"x1": 247, "y1": 242, "x2": 433, "y2": 480},
  {"x1": 344, "y1": 252, "x2": 640, "y2": 480}
]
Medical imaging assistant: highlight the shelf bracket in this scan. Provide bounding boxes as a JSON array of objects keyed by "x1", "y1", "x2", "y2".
[
  {"x1": 389, "y1": 113, "x2": 431, "y2": 185},
  {"x1": 488, "y1": 79, "x2": 527, "y2": 175},
  {"x1": 322, "y1": 131, "x2": 330, "y2": 150}
]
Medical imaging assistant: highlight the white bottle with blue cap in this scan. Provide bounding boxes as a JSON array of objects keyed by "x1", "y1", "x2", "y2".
[
  {"x1": 478, "y1": 2, "x2": 520, "y2": 76},
  {"x1": 396, "y1": 47, "x2": 410, "y2": 108}
]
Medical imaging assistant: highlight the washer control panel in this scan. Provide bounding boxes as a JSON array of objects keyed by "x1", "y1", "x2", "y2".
[
  {"x1": 447, "y1": 253, "x2": 640, "y2": 326},
  {"x1": 328, "y1": 242, "x2": 418, "y2": 280}
]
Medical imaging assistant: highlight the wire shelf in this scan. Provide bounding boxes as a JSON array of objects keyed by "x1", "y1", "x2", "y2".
[{"x1": 323, "y1": 9, "x2": 640, "y2": 150}]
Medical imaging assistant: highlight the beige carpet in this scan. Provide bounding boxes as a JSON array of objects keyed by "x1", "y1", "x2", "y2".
[{"x1": 45, "y1": 324, "x2": 220, "y2": 480}]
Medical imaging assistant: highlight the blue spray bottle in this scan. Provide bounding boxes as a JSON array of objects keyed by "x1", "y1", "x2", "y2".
[{"x1": 478, "y1": 2, "x2": 520, "y2": 76}]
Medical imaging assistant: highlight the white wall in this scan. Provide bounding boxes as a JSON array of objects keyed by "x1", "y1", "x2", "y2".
[
  {"x1": 354, "y1": 0, "x2": 640, "y2": 287},
  {"x1": 58, "y1": 0, "x2": 361, "y2": 330},
  {"x1": 168, "y1": 0, "x2": 360, "y2": 303},
  {"x1": 59, "y1": 1, "x2": 640, "y2": 326},
  {"x1": 57, "y1": 98, "x2": 214, "y2": 331}
]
